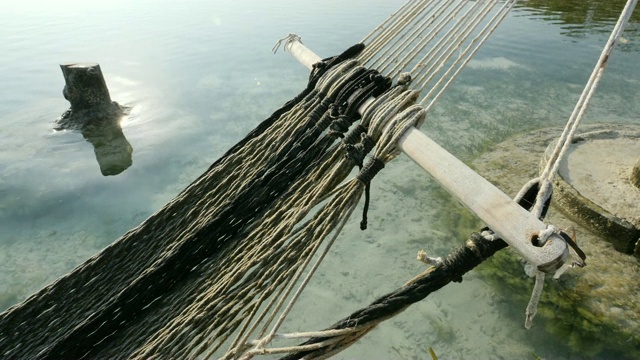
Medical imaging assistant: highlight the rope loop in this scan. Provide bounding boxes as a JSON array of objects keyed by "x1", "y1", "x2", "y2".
[{"x1": 271, "y1": 33, "x2": 302, "y2": 54}]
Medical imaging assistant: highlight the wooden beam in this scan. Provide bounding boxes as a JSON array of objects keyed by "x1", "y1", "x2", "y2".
[
  {"x1": 284, "y1": 40, "x2": 322, "y2": 71},
  {"x1": 399, "y1": 127, "x2": 567, "y2": 269},
  {"x1": 282, "y1": 38, "x2": 569, "y2": 270}
]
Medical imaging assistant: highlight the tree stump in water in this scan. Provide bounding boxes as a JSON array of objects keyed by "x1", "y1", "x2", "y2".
[
  {"x1": 58, "y1": 63, "x2": 126, "y2": 127},
  {"x1": 61, "y1": 63, "x2": 113, "y2": 110},
  {"x1": 632, "y1": 156, "x2": 640, "y2": 189},
  {"x1": 57, "y1": 63, "x2": 132, "y2": 176}
]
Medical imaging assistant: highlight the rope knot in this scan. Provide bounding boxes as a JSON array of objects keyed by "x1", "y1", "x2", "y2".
[
  {"x1": 314, "y1": 112, "x2": 333, "y2": 132},
  {"x1": 328, "y1": 115, "x2": 352, "y2": 138},
  {"x1": 345, "y1": 133, "x2": 375, "y2": 168},
  {"x1": 357, "y1": 157, "x2": 385, "y2": 184},
  {"x1": 342, "y1": 124, "x2": 367, "y2": 146},
  {"x1": 329, "y1": 103, "x2": 341, "y2": 118},
  {"x1": 441, "y1": 232, "x2": 488, "y2": 283},
  {"x1": 397, "y1": 72, "x2": 412, "y2": 86},
  {"x1": 360, "y1": 134, "x2": 376, "y2": 155}
]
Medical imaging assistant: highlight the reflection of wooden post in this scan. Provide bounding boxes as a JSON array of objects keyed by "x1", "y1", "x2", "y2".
[
  {"x1": 60, "y1": 63, "x2": 112, "y2": 110},
  {"x1": 82, "y1": 121, "x2": 133, "y2": 176},
  {"x1": 632, "y1": 156, "x2": 640, "y2": 189}
]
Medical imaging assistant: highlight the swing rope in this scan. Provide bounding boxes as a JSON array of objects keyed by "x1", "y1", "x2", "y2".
[{"x1": 522, "y1": 0, "x2": 637, "y2": 329}]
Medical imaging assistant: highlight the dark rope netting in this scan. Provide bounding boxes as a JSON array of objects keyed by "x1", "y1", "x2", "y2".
[{"x1": 0, "y1": 44, "x2": 391, "y2": 360}]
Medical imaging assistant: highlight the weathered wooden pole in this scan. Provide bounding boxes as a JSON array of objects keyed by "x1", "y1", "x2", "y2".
[{"x1": 632, "y1": 156, "x2": 640, "y2": 189}]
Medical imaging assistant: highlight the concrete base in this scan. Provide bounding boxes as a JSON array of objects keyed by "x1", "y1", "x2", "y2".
[
  {"x1": 542, "y1": 126, "x2": 640, "y2": 256},
  {"x1": 471, "y1": 123, "x2": 640, "y2": 357}
]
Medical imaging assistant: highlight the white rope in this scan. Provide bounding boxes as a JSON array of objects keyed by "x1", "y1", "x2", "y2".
[
  {"x1": 359, "y1": 0, "x2": 431, "y2": 63},
  {"x1": 232, "y1": 101, "x2": 426, "y2": 360},
  {"x1": 524, "y1": 271, "x2": 545, "y2": 329},
  {"x1": 382, "y1": 0, "x2": 467, "y2": 77},
  {"x1": 523, "y1": 0, "x2": 638, "y2": 329},
  {"x1": 360, "y1": 0, "x2": 423, "y2": 45},
  {"x1": 535, "y1": 0, "x2": 638, "y2": 216},
  {"x1": 419, "y1": 0, "x2": 514, "y2": 109},
  {"x1": 250, "y1": 327, "x2": 370, "y2": 341},
  {"x1": 260, "y1": 0, "x2": 637, "y2": 351},
  {"x1": 245, "y1": 2, "x2": 513, "y2": 355},
  {"x1": 411, "y1": 0, "x2": 492, "y2": 84},
  {"x1": 357, "y1": 0, "x2": 514, "y2": 108},
  {"x1": 367, "y1": 0, "x2": 457, "y2": 73},
  {"x1": 237, "y1": 212, "x2": 355, "y2": 360}
]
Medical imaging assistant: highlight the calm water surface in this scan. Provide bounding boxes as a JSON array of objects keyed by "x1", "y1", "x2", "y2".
[{"x1": 0, "y1": 0, "x2": 639, "y2": 359}]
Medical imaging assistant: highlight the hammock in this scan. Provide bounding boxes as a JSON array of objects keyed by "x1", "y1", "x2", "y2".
[{"x1": 1, "y1": 0, "x2": 634, "y2": 358}]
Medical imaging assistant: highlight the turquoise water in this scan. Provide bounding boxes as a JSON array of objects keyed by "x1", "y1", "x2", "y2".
[{"x1": 0, "y1": 0, "x2": 639, "y2": 358}]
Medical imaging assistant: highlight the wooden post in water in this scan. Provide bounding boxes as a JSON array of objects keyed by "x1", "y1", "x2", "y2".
[
  {"x1": 632, "y1": 156, "x2": 640, "y2": 189},
  {"x1": 57, "y1": 62, "x2": 132, "y2": 176},
  {"x1": 60, "y1": 63, "x2": 114, "y2": 110}
]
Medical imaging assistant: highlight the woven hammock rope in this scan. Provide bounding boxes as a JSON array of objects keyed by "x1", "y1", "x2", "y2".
[
  {"x1": 4, "y1": 0, "x2": 630, "y2": 358},
  {"x1": 0, "y1": 1, "x2": 516, "y2": 359}
]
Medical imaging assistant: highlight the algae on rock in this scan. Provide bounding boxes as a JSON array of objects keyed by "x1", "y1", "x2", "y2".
[{"x1": 465, "y1": 125, "x2": 640, "y2": 358}]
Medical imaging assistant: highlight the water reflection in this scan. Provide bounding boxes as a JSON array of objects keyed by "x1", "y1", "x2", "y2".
[
  {"x1": 516, "y1": 0, "x2": 640, "y2": 48},
  {"x1": 55, "y1": 107, "x2": 133, "y2": 176}
]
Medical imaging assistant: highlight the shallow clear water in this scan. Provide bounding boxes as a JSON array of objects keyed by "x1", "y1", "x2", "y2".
[{"x1": 1, "y1": 0, "x2": 639, "y2": 359}]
